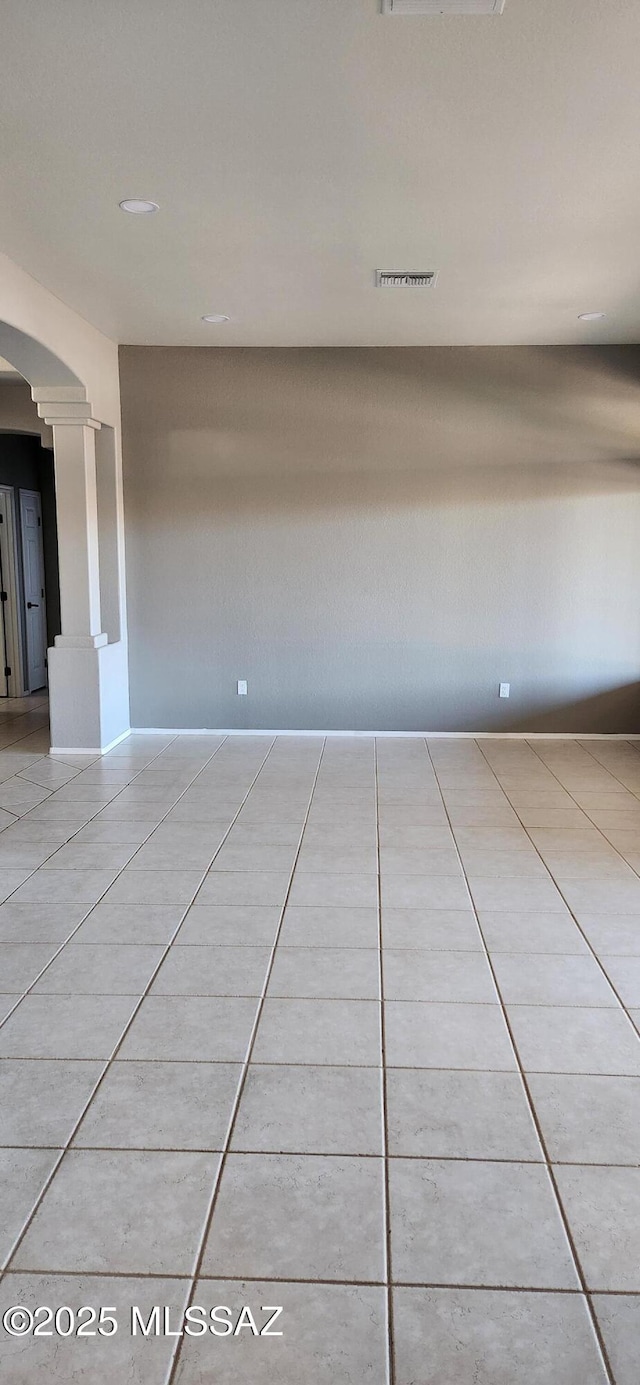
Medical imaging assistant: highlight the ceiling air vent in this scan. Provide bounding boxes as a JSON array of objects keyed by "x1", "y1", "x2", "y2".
[
  {"x1": 382, "y1": 1, "x2": 505, "y2": 14},
  {"x1": 376, "y1": 271, "x2": 438, "y2": 288}
]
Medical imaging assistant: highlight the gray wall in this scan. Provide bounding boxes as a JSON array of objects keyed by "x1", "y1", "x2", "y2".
[
  {"x1": 120, "y1": 346, "x2": 640, "y2": 732},
  {"x1": 0, "y1": 380, "x2": 52, "y2": 446}
]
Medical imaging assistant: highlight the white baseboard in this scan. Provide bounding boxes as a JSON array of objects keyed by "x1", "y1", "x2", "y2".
[
  {"x1": 50, "y1": 727, "x2": 132, "y2": 756},
  {"x1": 131, "y1": 727, "x2": 640, "y2": 741},
  {"x1": 50, "y1": 747, "x2": 104, "y2": 755},
  {"x1": 100, "y1": 728, "x2": 132, "y2": 753}
]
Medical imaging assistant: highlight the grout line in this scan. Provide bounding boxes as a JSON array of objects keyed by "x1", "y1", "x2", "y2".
[
  {"x1": 1, "y1": 1265, "x2": 624, "y2": 1292},
  {"x1": 0, "y1": 734, "x2": 201, "y2": 1031},
  {"x1": 2, "y1": 989, "x2": 630, "y2": 1007},
  {"x1": 8, "y1": 1055, "x2": 640, "y2": 1075},
  {"x1": 496, "y1": 742, "x2": 640, "y2": 1047},
  {"x1": 451, "y1": 740, "x2": 616, "y2": 1382},
  {"x1": 3, "y1": 1142, "x2": 640, "y2": 1169},
  {"x1": 163, "y1": 737, "x2": 328, "y2": 1385},
  {"x1": 1, "y1": 724, "x2": 635, "y2": 1369},
  {"x1": 0, "y1": 734, "x2": 287, "y2": 1279},
  {"x1": 374, "y1": 739, "x2": 395, "y2": 1385}
]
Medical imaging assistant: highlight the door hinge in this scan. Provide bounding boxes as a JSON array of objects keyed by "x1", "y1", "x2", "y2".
[
  {"x1": 37, "y1": 516, "x2": 41, "y2": 526},
  {"x1": 4, "y1": 667, "x2": 10, "y2": 678},
  {"x1": 0, "y1": 592, "x2": 6, "y2": 602}
]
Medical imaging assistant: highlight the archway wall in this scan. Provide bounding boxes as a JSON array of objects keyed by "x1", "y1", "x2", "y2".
[
  {"x1": 0, "y1": 251, "x2": 120, "y2": 419},
  {"x1": 0, "y1": 251, "x2": 130, "y2": 751}
]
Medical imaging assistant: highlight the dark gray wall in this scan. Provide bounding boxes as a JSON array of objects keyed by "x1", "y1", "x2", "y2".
[
  {"x1": 120, "y1": 346, "x2": 640, "y2": 732},
  {"x1": 0, "y1": 431, "x2": 61, "y2": 654}
]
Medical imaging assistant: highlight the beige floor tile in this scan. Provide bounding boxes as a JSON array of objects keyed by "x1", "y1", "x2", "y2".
[
  {"x1": 75, "y1": 1060, "x2": 241, "y2": 1150},
  {"x1": 382, "y1": 908, "x2": 481, "y2": 950},
  {"x1": 390, "y1": 1158, "x2": 577, "y2": 1287},
  {"x1": 527, "y1": 828, "x2": 609, "y2": 852},
  {"x1": 599, "y1": 956, "x2": 640, "y2": 1007},
  {"x1": 508, "y1": 1005, "x2": 640, "y2": 1075},
  {"x1": 529, "y1": 1073, "x2": 640, "y2": 1164},
  {"x1": 382, "y1": 875, "x2": 470, "y2": 910},
  {"x1": 467, "y1": 876, "x2": 567, "y2": 912},
  {"x1": 33, "y1": 943, "x2": 164, "y2": 995},
  {"x1": 379, "y1": 825, "x2": 454, "y2": 848},
  {"x1": 0, "y1": 993, "x2": 139, "y2": 1059},
  {"x1": 288, "y1": 873, "x2": 377, "y2": 907},
  {"x1": 267, "y1": 946, "x2": 379, "y2": 999},
  {"x1": 452, "y1": 826, "x2": 531, "y2": 850},
  {"x1": 387, "y1": 1069, "x2": 540, "y2": 1159},
  {"x1": 555, "y1": 1165, "x2": 640, "y2": 1291},
  {"x1": 385, "y1": 1000, "x2": 515, "y2": 1070},
  {"x1": 557, "y1": 878, "x2": 640, "y2": 914},
  {"x1": 543, "y1": 854, "x2": 636, "y2": 880},
  {"x1": 0, "y1": 901, "x2": 89, "y2": 943},
  {"x1": 384, "y1": 949, "x2": 496, "y2": 1003},
  {"x1": 11, "y1": 870, "x2": 117, "y2": 904},
  {"x1": 0, "y1": 1059, "x2": 102, "y2": 1146},
  {"x1": 101, "y1": 870, "x2": 202, "y2": 906},
  {"x1": 592, "y1": 1295, "x2": 640, "y2": 1385},
  {"x1": 197, "y1": 871, "x2": 291, "y2": 907},
  {"x1": 492, "y1": 954, "x2": 615, "y2": 1007},
  {"x1": 578, "y1": 914, "x2": 640, "y2": 955},
  {"x1": 295, "y1": 846, "x2": 377, "y2": 874},
  {"x1": 175, "y1": 905, "x2": 281, "y2": 946},
  {"x1": 0, "y1": 1148, "x2": 60, "y2": 1263},
  {"x1": 73, "y1": 902, "x2": 184, "y2": 944},
  {"x1": 0, "y1": 1274, "x2": 190, "y2": 1384},
  {"x1": 119, "y1": 995, "x2": 259, "y2": 1062},
  {"x1": 211, "y1": 843, "x2": 299, "y2": 873},
  {"x1": 278, "y1": 905, "x2": 379, "y2": 948},
  {"x1": 150, "y1": 945, "x2": 271, "y2": 996},
  {"x1": 128, "y1": 839, "x2": 222, "y2": 871},
  {"x1": 457, "y1": 849, "x2": 549, "y2": 878},
  {"x1": 0, "y1": 943, "x2": 60, "y2": 992},
  {"x1": 479, "y1": 910, "x2": 589, "y2": 953},
  {"x1": 202, "y1": 1153, "x2": 384, "y2": 1281},
  {"x1": 13, "y1": 1149, "x2": 220, "y2": 1274},
  {"x1": 393, "y1": 1289, "x2": 607, "y2": 1385},
  {"x1": 379, "y1": 847, "x2": 462, "y2": 876},
  {"x1": 231, "y1": 1064, "x2": 383, "y2": 1154},
  {"x1": 253, "y1": 997, "x2": 381, "y2": 1066},
  {"x1": 176, "y1": 1281, "x2": 387, "y2": 1385}
]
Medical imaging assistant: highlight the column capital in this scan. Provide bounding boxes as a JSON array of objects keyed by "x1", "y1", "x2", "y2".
[
  {"x1": 54, "y1": 633, "x2": 108, "y2": 650},
  {"x1": 39, "y1": 406, "x2": 101, "y2": 429},
  {"x1": 31, "y1": 385, "x2": 101, "y2": 428}
]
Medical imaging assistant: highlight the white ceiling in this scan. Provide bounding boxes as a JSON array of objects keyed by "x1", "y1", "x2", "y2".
[{"x1": 1, "y1": 0, "x2": 639, "y2": 347}]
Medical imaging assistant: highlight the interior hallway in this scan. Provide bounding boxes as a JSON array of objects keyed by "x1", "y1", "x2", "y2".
[{"x1": 0, "y1": 729, "x2": 639, "y2": 1382}]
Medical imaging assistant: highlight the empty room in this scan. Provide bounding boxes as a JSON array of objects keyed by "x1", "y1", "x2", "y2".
[{"x1": 0, "y1": 2, "x2": 640, "y2": 1382}]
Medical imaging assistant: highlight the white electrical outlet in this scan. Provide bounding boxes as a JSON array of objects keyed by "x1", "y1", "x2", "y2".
[
  {"x1": 499, "y1": 682, "x2": 510, "y2": 699},
  {"x1": 237, "y1": 680, "x2": 248, "y2": 696}
]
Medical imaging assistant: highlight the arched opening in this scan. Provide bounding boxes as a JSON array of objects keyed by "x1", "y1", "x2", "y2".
[{"x1": 0, "y1": 320, "x2": 129, "y2": 752}]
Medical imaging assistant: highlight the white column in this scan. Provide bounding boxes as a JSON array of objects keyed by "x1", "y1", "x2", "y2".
[
  {"x1": 51, "y1": 421, "x2": 105, "y2": 643},
  {"x1": 32, "y1": 388, "x2": 128, "y2": 752}
]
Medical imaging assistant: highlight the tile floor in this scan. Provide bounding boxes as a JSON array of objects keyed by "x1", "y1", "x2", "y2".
[{"x1": 0, "y1": 709, "x2": 638, "y2": 1380}]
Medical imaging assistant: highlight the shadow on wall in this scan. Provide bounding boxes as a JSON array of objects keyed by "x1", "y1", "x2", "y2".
[
  {"x1": 122, "y1": 344, "x2": 640, "y2": 481},
  {"x1": 497, "y1": 683, "x2": 640, "y2": 736},
  {"x1": 119, "y1": 346, "x2": 640, "y2": 734}
]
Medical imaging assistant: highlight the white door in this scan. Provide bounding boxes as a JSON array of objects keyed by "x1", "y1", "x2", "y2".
[
  {"x1": 0, "y1": 516, "x2": 8, "y2": 698},
  {"x1": 19, "y1": 490, "x2": 47, "y2": 692}
]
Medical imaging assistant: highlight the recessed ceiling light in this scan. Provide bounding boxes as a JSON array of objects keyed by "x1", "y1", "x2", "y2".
[
  {"x1": 119, "y1": 199, "x2": 159, "y2": 214},
  {"x1": 578, "y1": 312, "x2": 606, "y2": 321},
  {"x1": 201, "y1": 314, "x2": 230, "y2": 324}
]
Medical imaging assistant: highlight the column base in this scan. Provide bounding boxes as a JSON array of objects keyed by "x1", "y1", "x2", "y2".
[{"x1": 48, "y1": 637, "x2": 130, "y2": 753}]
